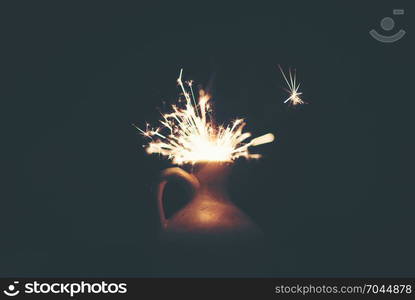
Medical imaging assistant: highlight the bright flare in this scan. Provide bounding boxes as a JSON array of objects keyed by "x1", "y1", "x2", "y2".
[
  {"x1": 278, "y1": 65, "x2": 305, "y2": 106},
  {"x1": 136, "y1": 69, "x2": 275, "y2": 165}
]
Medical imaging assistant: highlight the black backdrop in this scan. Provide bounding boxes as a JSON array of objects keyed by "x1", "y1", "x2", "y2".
[{"x1": 1, "y1": 0, "x2": 414, "y2": 276}]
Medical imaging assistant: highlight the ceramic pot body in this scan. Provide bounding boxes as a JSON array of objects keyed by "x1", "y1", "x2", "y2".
[{"x1": 156, "y1": 162, "x2": 262, "y2": 245}]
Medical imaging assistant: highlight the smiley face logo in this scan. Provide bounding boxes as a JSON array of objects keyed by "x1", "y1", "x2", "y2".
[
  {"x1": 3, "y1": 281, "x2": 20, "y2": 297},
  {"x1": 370, "y1": 9, "x2": 406, "y2": 43}
]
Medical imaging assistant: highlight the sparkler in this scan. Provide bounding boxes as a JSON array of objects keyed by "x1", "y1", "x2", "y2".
[
  {"x1": 278, "y1": 65, "x2": 305, "y2": 106},
  {"x1": 136, "y1": 69, "x2": 275, "y2": 165}
]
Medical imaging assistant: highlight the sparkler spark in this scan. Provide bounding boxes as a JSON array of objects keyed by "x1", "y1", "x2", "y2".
[
  {"x1": 278, "y1": 65, "x2": 305, "y2": 106},
  {"x1": 136, "y1": 69, "x2": 275, "y2": 165}
]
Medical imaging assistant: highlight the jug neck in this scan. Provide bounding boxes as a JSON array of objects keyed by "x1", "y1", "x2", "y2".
[{"x1": 189, "y1": 162, "x2": 233, "y2": 187}]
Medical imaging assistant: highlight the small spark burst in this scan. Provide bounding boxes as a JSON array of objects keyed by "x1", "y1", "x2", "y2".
[
  {"x1": 278, "y1": 65, "x2": 306, "y2": 106},
  {"x1": 135, "y1": 69, "x2": 275, "y2": 165}
]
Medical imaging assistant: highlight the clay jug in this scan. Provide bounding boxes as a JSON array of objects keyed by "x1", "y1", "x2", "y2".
[{"x1": 156, "y1": 162, "x2": 263, "y2": 246}]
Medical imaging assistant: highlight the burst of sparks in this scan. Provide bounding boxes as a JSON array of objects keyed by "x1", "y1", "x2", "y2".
[
  {"x1": 278, "y1": 65, "x2": 305, "y2": 106},
  {"x1": 136, "y1": 69, "x2": 275, "y2": 165}
]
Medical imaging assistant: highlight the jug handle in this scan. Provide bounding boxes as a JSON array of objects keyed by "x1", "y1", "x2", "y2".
[{"x1": 156, "y1": 167, "x2": 200, "y2": 228}]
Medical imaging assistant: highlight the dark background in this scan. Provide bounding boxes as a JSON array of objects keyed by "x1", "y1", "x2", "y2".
[{"x1": 1, "y1": 1, "x2": 413, "y2": 276}]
